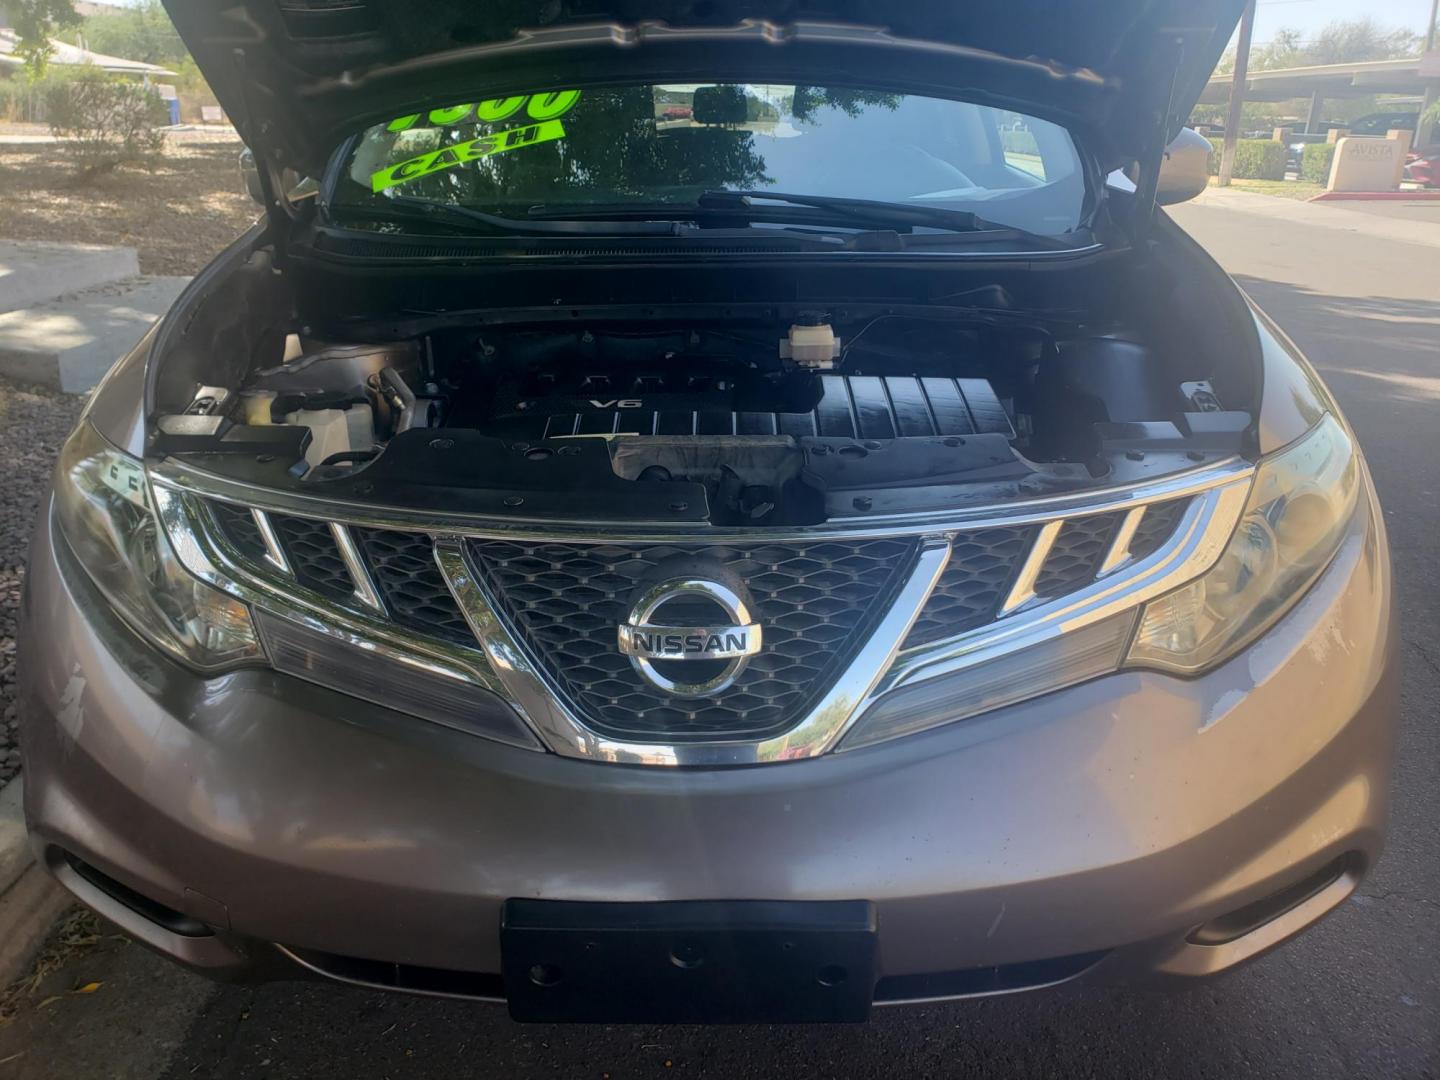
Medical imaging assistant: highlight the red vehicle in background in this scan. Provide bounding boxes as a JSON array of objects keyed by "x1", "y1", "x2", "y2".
[{"x1": 1406, "y1": 150, "x2": 1439, "y2": 188}]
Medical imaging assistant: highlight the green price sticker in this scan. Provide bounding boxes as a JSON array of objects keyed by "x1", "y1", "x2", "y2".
[{"x1": 370, "y1": 118, "x2": 567, "y2": 193}]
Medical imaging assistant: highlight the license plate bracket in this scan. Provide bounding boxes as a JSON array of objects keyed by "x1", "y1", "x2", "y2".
[{"x1": 501, "y1": 899, "x2": 877, "y2": 1023}]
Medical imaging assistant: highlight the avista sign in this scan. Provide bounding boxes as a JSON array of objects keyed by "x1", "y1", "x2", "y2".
[{"x1": 386, "y1": 90, "x2": 582, "y2": 133}]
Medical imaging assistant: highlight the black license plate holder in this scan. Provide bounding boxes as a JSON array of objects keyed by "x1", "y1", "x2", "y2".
[{"x1": 501, "y1": 899, "x2": 877, "y2": 1023}]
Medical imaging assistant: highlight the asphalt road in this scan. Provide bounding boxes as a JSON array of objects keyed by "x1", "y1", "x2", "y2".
[{"x1": 0, "y1": 190, "x2": 1435, "y2": 1080}]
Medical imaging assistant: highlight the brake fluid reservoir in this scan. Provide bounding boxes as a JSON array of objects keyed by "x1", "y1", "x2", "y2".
[{"x1": 780, "y1": 320, "x2": 840, "y2": 369}]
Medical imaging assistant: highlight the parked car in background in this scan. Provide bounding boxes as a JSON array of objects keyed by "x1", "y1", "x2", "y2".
[
  {"x1": 1406, "y1": 150, "x2": 1439, "y2": 188},
  {"x1": 1347, "y1": 110, "x2": 1419, "y2": 138},
  {"x1": 1286, "y1": 132, "x2": 1331, "y2": 173}
]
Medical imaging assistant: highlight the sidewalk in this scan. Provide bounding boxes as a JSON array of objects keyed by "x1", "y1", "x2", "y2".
[{"x1": 1187, "y1": 186, "x2": 1440, "y2": 251}]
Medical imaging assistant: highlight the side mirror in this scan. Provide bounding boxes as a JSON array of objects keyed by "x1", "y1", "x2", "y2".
[
  {"x1": 1156, "y1": 128, "x2": 1211, "y2": 205},
  {"x1": 239, "y1": 146, "x2": 265, "y2": 205}
]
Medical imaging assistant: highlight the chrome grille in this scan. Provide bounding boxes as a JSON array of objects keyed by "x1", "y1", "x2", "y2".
[
  {"x1": 209, "y1": 504, "x2": 474, "y2": 649},
  {"x1": 467, "y1": 539, "x2": 917, "y2": 741},
  {"x1": 187, "y1": 482, "x2": 1212, "y2": 760},
  {"x1": 905, "y1": 498, "x2": 1191, "y2": 647}
]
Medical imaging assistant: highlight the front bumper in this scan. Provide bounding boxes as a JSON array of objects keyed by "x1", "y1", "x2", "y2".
[{"x1": 18, "y1": 485, "x2": 1398, "y2": 1008}]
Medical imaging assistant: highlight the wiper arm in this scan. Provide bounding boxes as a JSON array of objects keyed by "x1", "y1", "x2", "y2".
[{"x1": 701, "y1": 190, "x2": 1068, "y2": 248}]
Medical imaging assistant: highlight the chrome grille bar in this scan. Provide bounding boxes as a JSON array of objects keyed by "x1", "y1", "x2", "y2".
[
  {"x1": 149, "y1": 454, "x2": 1254, "y2": 542},
  {"x1": 1001, "y1": 520, "x2": 1062, "y2": 614},
  {"x1": 1099, "y1": 505, "x2": 1147, "y2": 576},
  {"x1": 329, "y1": 522, "x2": 386, "y2": 614},
  {"x1": 251, "y1": 508, "x2": 291, "y2": 575}
]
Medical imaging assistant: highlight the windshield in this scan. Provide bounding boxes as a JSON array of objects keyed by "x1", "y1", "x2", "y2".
[{"x1": 332, "y1": 83, "x2": 1088, "y2": 238}]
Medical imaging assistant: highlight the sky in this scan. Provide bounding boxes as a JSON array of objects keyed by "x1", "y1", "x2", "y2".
[{"x1": 1247, "y1": 0, "x2": 1434, "y2": 46}]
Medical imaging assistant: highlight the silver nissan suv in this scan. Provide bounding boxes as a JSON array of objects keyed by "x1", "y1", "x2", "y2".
[{"x1": 19, "y1": 0, "x2": 1397, "y2": 1023}]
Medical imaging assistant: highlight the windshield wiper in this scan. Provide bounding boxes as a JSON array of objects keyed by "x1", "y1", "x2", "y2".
[
  {"x1": 701, "y1": 191, "x2": 1070, "y2": 249},
  {"x1": 526, "y1": 191, "x2": 1068, "y2": 248},
  {"x1": 333, "y1": 196, "x2": 685, "y2": 236},
  {"x1": 700, "y1": 189, "x2": 988, "y2": 229}
]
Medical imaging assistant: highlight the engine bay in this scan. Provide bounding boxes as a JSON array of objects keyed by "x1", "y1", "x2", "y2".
[{"x1": 153, "y1": 311, "x2": 1253, "y2": 526}]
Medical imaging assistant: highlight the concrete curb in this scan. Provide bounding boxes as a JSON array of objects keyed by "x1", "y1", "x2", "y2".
[
  {"x1": 1309, "y1": 190, "x2": 1440, "y2": 202},
  {"x1": 0, "y1": 275, "x2": 191, "y2": 393},
  {"x1": 0, "y1": 780, "x2": 72, "y2": 988},
  {"x1": 0, "y1": 241, "x2": 139, "y2": 316}
]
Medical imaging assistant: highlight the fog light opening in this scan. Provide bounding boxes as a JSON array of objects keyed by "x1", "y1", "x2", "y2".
[
  {"x1": 55, "y1": 849, "x2": 214, "y2": 938},
  {"x1": 1186, "y1": 852, "x2": 1360, "y2": 946}
]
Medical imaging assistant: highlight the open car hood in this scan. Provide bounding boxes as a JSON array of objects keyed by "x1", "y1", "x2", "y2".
[{"x1": 166, "y1": 1, "x2": 1243, "y2": 181}]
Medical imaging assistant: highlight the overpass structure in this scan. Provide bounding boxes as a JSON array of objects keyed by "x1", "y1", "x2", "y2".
[{"x1": 1198, "y1": 56, "x2": 1435, "y2": 139}]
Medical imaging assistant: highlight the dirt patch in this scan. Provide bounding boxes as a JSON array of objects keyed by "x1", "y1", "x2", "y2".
[
  {"x1": 0, "y1": 909, "x2": 97, "y2": 1028},
  {"x1": 0, "y1": 135, "x2": 257, "y2": 275}
]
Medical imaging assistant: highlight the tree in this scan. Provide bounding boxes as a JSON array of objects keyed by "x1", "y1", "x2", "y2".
[
  {"x1": 7, "y1": 0, "x2": 81, "y2": 76},
  {"x1": 1213, "y1": 17, "x2": 1422, "y2": 76},
  {"x1": 1304, "y1": 17, "x2": 1422, "y2": 65},
  {"x1": 1251, "y1": 27, "x2": 1305, "y2": 72},
  {"x1": 68, "y1": 0, "x2": 188, "y2": 66}
]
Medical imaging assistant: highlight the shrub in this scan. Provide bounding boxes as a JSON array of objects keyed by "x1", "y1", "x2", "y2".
[
  {"x1": 1300, "y1": 143, "x2": 1336, "y2": 184},
  {"x1": 0, "y1": 67, "x2": 79, "y2": 123},
  {"x1": 1205, "y1": 136, "x2": 1223, "y2": 172},
  {"x1": 1203, "y1": 137, "x2": 1287, "y2": 180},
  {"x1": 1001, "y1": 128, "x2": 1040, "y2": 156},
  {"x1": 45, "y1": 67, "x2": 167, "y2": 172}
]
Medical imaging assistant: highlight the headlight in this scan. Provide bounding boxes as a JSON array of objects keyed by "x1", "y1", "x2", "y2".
[
  {"x1": 1127, "y1": 414, "x2": 1359, "y2": 674},
  {"x1": 53, "y1": 421, "x2": 263, "y2": 672}
]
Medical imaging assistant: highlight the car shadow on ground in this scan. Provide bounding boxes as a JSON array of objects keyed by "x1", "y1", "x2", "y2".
[{"x1": 1233, "y1": 277, "x2": 1440, "y2": 414}]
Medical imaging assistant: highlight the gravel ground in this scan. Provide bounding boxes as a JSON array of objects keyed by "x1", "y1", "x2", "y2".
[
  {"x1": 0, "y1": 377, "x2": 85, "y2": 790},
  {"x1": 0, "y1": 133, "x2": 255, "y2": 276}
]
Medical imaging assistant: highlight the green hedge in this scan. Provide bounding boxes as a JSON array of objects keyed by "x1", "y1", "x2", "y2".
[
  {"x1": 0, "y1": 68, "x2": 79, "y2": 123},
  {"x1": 1300, "y1": 143, "x2": 1336, "y2": 184},
  {"x1": 1204, "y1": 137, "x2": 1287, "y2": 180},
  {"x1": 1001, "y1": 128, "x2": 1040, "y2": 156}
]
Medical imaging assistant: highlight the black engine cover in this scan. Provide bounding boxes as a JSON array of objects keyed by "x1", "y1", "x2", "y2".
[{"x1": 489, "y1": 373, "x2": 1014, "y2": 442}]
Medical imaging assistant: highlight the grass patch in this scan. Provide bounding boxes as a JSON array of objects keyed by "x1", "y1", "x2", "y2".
[{"x1": 1208, "y1": 177, "x2": 1326, "y2": 201}]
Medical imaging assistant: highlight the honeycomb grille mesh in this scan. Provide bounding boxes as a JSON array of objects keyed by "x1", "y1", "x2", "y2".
[
  {"x1": 355, "y1": 528, "x2": 474, "y2": 645},
  {"x1": 269, "y1": 515, "x2": 354, "y2": 602},
  {"x1": 468, "y1": 539, "x2": 917, "y2": 740},
  {"x1": 902, "y1": 526, "x2": 1035, "y2": 649},
  {"x1": 210, "y1": 502, "x2": 267, "y2": 562},
  {"x1": 1129, "y1": 499, "x2": 1189, "y2": 562},
  {"x1": 1031, "y1": 513, "x2": 1122, "y2": 598}
]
